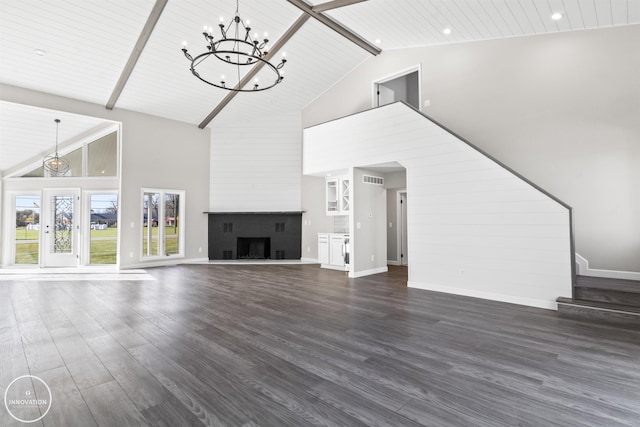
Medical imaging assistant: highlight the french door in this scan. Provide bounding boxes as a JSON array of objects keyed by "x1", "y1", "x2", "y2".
[{"x1": 42, "y1": 189, "x2": 80, "y2": 267}]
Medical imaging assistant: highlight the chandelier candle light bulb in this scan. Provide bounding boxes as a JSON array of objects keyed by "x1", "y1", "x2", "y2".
[{"x1": 182, "y1": 0, "x2": 287, "y2": 92}]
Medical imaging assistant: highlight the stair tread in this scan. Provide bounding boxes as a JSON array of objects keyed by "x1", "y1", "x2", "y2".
[
  {"x1": 575, "y1": 275, "x2": 640, "y2": 294},
  {"x1": 556, "y1": 297, "x2": 640, "y2": 314}
]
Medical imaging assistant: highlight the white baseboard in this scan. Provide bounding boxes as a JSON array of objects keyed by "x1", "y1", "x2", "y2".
[
  {"x1": 387, "y1": 260, "x2": 400, "y2": 266},
  {"x1": 301, "y1": 257, "x2": 319, "y2": 264},
  {"x1": 407, "y1": 281, "x2": 557, "y2": 311},
  {"x1": 321, "y1": 263, "x2": 349, "y2": 271},
  {"x1": 182, "y1": 257, "x2": 211, "y2": 264},
  {"x1": 576, "y1": 253, "x2": 640, "y2": 281},
  {"x1": 349, "y1": 266, "x2": 389, "y2": 278},
  {"x1": 121, "y1": 257, "x2": 208, "y2": 269}
]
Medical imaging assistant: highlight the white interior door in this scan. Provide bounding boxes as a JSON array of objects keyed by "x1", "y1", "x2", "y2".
[
  {"x1": 400, "y1": 192, "x2": 408, "y2": 265},
  {"x1": 43, "y1": 189, "x2": 80, "y2": 267},
  {"x1": 377, "y1": 84, "x2": 396, "y2": 107}
]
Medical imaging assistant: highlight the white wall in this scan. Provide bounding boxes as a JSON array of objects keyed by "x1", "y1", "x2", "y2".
[
  {"x1": 210, "y1": 112, "x2": 302, "y2": 212},
  {"x1": 0, "y1": 84, "x2": 211, "y2": 268},
  {"x1": 304, "y1": 103, "x2": 572, "y2": 309},
  {"x1": 303, "y1": 24, "x2": 640, "y2": 272},
  {"x1": 351, "y1": 168, "x2": 387, "y2": 277},
  {"x1": 300, "y1": 175, "x2": 333, "y2": 261},
  {"x1": 383, "y1": 170, "x2": 407, "y2": 189}
]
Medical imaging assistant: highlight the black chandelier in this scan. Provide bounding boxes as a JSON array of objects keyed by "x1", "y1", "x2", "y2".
[
  {"x1": 181, "y1": 0, "x2": 287, "y2": 92},
  {"x1": 43, "y1": 119, "x2": 69, "y2": 176}
]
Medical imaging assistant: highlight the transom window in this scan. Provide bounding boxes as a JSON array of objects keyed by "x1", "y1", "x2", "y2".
[{"x1": 21, "y1": 131, "x2": 118, "y2": 178}]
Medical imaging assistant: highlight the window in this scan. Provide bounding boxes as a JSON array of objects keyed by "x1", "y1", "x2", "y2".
[
  {"x1": 64, "y1": 147, "x2": 83, "y2": 177},
  {"x1": 142, "y1": 189, "x2": 184, "y2": 259},
  {"x1": 163, "y1": 193, "x2": 180, "y2": 256},
  {"x1": 19, "y1": 130, "x2": 118, "y2": 178},
  {"x1": 89, "y1": 194, "x2": 118, "y2": 264},
  {"x1": 14, "y1": 195, "x2": 41, "y2": 264},
  {"x1": 88, "y1": 132, "x2": 118, "y2": 176}
]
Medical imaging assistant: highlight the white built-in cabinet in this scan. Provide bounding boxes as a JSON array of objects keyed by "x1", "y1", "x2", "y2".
[
  {"x1": 326, "y1": 176, "x2": 350, "y2": 215},
  {"x1": 330, "y1": 235, "x2": 346, "y2": 266},
  {"x1": 318, "y1": 234, "x2": 330, "y2": 265},
  {"x1": 318, "y1": 233, "x2": 349, "y2": 271}
]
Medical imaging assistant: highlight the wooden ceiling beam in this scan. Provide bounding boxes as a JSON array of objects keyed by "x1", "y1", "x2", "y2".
[
  {"x1": 198, "y1": 14, "x2": 310, "y2": 129},
  {"x1": 312, "y1": 0, "x2": 367, "y2": 13},
  {"x1": 286, "y1": 0, "x2": 380, "y2": 56},
  {"x1": 198, "y1": 0, "x2": 378, "y2": 127},
  {"x1": 105, "y1": 0, "x2": 168, "y2": 110}
]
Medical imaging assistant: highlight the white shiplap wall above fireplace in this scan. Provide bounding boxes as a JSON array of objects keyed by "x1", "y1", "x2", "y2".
[{"x1": 209, "y1": 112, "x2": 302, "y2": 212}]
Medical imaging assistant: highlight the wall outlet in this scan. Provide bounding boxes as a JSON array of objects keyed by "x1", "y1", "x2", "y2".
[
  {"x1": 357, "y1": 222, "x2": 361, "y2": 229},
  {"x1": 129, "y1": 252, "x2": 134, "y2": 258},
  {"x1": 130, "y1": 222, "x2": 135, "y2": 228},
  {"x1": 199, "y1": 247, "x2": 202, "y2": 253},
  {"x1": 307, "y1": 246, "x2": 311, "y2": 253},
  {"x1": 424, "y1": 99, "x2": 431, "y2": 107},
  {"x1": 371, "y1": 254, "x2": 375, "y2": 262},
  {"x1": 389, "y1": 222, "x2": 393, "y2": 228}
]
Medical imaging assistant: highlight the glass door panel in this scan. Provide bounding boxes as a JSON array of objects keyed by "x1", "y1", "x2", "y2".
[
  {"x1": 14, "y1": 195, "x2": 41, "y2": 264},
  {"x1": 164, "y1": 193, "x2": 180, "y2": 256},
  {"x1": 43, "y1": 189, "x2": 79, "y2": 267},
  {"x1": 89, "y1": 194, "x2": 118, "y2": 264},
  {"x1": 142, "y1": 192, "x2": 160, "y2": 257}
]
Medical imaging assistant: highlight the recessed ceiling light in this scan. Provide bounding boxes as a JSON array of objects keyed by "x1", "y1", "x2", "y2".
[
  {"x1": 374, "y1": 39, "x2": 382, "y2": 44},
  {"x1": 551, "y1": 12, "x2": 563, "y2": 20},
  {"x1": 34, "y1": 49, "x2": 46, "y2": 56},
  {"x1": 443, "y1": 28, "x2": 452, "y2": 35}
]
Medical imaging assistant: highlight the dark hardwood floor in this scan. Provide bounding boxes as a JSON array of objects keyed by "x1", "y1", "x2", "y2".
[{"x1": 2, "y1": 264, "x2": 640, "y2": 426}]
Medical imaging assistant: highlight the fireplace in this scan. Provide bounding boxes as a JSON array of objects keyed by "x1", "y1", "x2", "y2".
[
  {"x1": 206, "y1": 212, "x2": 302, "y2": 260},
  {"x1": 237, "y1": 237, "x2": 271, "y2": 259}
]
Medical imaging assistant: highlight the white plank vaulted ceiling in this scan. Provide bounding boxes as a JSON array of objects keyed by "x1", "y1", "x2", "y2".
[{"x1": 0, "y1": 0, "x2": 638, "y2": 172}]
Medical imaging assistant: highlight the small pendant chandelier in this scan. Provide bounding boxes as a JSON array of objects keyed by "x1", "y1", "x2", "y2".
[
  {"x1": 181, "y1": 0, "x2": 287, "y2": 92},
  {"x1": 43, "y1": 119, "x2": 69, "y2": 176}
]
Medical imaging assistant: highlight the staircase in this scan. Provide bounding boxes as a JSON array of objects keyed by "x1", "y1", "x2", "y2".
[{"x1": 557, "y1": 275, "x2": 640, "y2": 327}]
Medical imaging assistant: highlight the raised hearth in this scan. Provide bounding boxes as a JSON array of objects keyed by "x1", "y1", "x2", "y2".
[{"x1": 206, "y1": 212, "x2": 302, "y2": 260}]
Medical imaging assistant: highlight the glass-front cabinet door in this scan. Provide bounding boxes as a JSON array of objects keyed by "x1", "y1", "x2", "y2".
[{"x1": 326, "y1": 179, "x2": 338, "y2": 214}]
